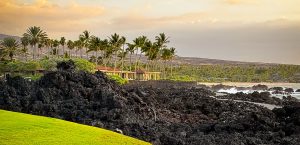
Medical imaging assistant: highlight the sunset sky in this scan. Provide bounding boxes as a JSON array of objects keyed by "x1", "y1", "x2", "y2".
[{"x1": 0, "y1": 0, "x2": 299, "y2": 64}]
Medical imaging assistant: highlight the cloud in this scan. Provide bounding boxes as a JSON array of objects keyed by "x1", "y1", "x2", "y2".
[
  {"x1": 223, "y1": 0, "x2": 256, "y2": 5},
  {"x1": 0, "y1": 0, "x2": 105, "y2": 37}
]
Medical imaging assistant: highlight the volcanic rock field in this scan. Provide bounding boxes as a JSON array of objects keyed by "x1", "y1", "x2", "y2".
[{"x1": 0, "y1": 60, "x2": 300, "y2": 145}]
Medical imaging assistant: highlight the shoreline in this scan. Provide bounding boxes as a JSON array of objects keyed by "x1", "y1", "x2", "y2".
[{"x1": 198, "y1": 82, "x2": 300, "y2": 89}]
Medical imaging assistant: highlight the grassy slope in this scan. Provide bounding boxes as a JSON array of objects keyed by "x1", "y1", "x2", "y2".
[{"x1": 0, "y1": 110, "x2": 150, "y2": 145}]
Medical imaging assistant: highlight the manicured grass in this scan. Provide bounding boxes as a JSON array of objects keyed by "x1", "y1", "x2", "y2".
[{"x1": 0, "y1": 110, "x2": 150, "y2": 145}]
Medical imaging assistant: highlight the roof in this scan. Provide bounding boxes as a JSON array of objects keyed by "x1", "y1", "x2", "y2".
[
  {"x1": 136, "y1": 69, "x2": 146, "y2": 74},
  {"x1": 96, "y1": 66, "x2": 120, "y2": 71}
]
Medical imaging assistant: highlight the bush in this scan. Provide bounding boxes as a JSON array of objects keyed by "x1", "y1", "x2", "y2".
[
  {"x1": 108, "y1": 74, "x2": 128, "y2": 85},
  {"x1": 0, "y1": 61, "x2": 40, "y2": 73},
  {"x1": 168, "y1": 75, "x2": 196, "y2": 82},
  {"x1": 39, "y1": 58, "x2": 95, "y2": 73},
  {"x1": 73, "y1": 58, "x2": 95, "y2": 73},
  {"x1": 39, "y1": 59, "x2": 58, "y2": 71}
]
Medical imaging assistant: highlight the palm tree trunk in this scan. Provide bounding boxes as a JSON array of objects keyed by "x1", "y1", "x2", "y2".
[
  {"x1": 63, "y1": 46, "x2": 65, "y2": 57},
  {"x1": 114, "y1": 51, "x2": 118, "y2": 73},
  {"x1": 129, "y1": 53, "x2": 132, "y2": 71},
  {"x1": 86, "y1": 47, "x2": 88, "y2": 59},
  {"x1": 170, "y1": 60, "x2": 173, "y2": 77},
  {"x1": 134, "y1": 49, "x2": 138, "y2": 72},
  {"x1": 95, "y1": 50, "x2": 98, "y2": 65},
  {"x1": 121, "y1": 45, "x2": 125, "y2": 71}
]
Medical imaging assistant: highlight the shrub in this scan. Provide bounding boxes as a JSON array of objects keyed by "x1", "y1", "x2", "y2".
[
  {"x1": 39, "y1": 59, "x2": 58, "y2": 71},
  {"x1": 73, "y1": 58, "x2": 95, "y2": 73},
  {"x1": 108, "y1": 74, "x2": 128, "y2": 85},
  {"x1": 168, "y1": 75, "x2": 196, "y2": 82}
]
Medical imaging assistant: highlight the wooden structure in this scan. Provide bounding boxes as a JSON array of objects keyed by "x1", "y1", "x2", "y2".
[{"x1": 96, "y1": 66, "x2": 161, "y2": 80}]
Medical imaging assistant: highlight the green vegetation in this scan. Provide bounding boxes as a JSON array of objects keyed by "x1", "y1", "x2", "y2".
[
  {"x1": 0, "y1": 109, "x2": 150, "y2": 145},
  {"x1": 1, "y1": 26, "x2": 300, "y2": 83},
  {"x1": 108, "y1": 74, "x2": 129, "y2": 85},
  {"x1": 168, "y1": 64, "x2": 300, "y2": 83}
]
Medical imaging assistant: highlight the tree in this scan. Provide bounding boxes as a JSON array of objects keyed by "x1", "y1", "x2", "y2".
[
  {"x1": 23, "y1": 26, "x2": 47, "y2": 60},
  {"x1": 161, "y1": 48, "x2": 175, "y2": 79},
  {"x1": 79, "y1": 30, "x2": 90, "y2": 58},
  {"x1": 120, "y1": 36, "x2": 126, "y2": 71},
  {"x1": 0, "y1": 37, "x2": 19, "y2": 61},
  {"x1": 126, "y1": 43, "x2": 135, "y2": 71},
  {"x1": 143, "y1": 40, "x2": 159, "y2": 71},
  {"x1": 43, "y1": 38, "x2": 52, "y2": 58},
  {"x1": 169, "y1": 47, "x2": 176, "y2": 77},
  {"x1": 88, "y1": 36, "x2": 102, "y2": 65},
  {"x1": 109, "y1": 33, "x2": 123, "y2": 72},
  {"x1": 52, "y1": 40, "x2": 59, "y2": 57},
  {"x1": 60, "y1": 37, "x2": 66, "y2": 57},
  {"x1": 67, "y1": 40, "x2": 74, "y2": 58},
  {"x1": 78, "y1": 36, "x2": 85, "y2": 58},
  {"x1": 21, "y1": 36, "x2": 29, "y2": 60},
  {"x1": 133, "y1": 36, "x2": 148, "y2": 73},
  {"x1": 155, "y1": 33, "x2": 169, "y2": 71}
]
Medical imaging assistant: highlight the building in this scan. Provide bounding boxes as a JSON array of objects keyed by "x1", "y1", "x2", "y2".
[{"x1": 96, "y1": 66, "x2": 161, "y2": 81}]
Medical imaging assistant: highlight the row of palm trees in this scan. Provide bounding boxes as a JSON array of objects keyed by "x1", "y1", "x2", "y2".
[{"x1": 1, "y1": 26, "x2": 176, "y2": 75}]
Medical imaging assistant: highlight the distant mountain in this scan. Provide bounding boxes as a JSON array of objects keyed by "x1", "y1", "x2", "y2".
[
  {"x1": 134, "y1": 55, "x2": 277, "y2": 66},
  {"x1": 0, "y1": 34, "x2": 21, "y2": 41}
]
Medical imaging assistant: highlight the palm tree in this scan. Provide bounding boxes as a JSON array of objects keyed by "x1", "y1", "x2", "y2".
[
  {"x1": 169, "y1": 47, "x2": 176, "y2": 77},
  {"x1": 0, "y1": 37, "x2": 19, "y2": 61},
  {"x1": 80, "y1": 30, "x2": 90, "y2": 58},
  {"x1": 126, "y1": 43, "x2": 135, "y2": 71},
  {"x1": 43, "y1": 38, "x2": 52, "y2": 58},
  {"x1": 23, "y1": 26, "x2": 47, "y2": 60},
  {"x1": 67, "y1": 40, "x2": 74, "y2": 58},
  {"x1": 88, "y1": 36, "x2": 102, "y2": 65},
  {"x1": 78, "y1": 36, "x2": 85, "y2": 58},
  {"x1": 161, "y1": 48, "x2": 171, "y2": 79},
  {"x1": 155, "y1": 33, "x2": 170, "y2": 72},
  {"x1": 109, "y1": 33, "x2": 123, "y2": 72},
  {"x1": 143, "y1": 40, "x2": 159, "y2": 71},
  {"x1": 21, "y1": 36, "x2": 29, "y2": 60},
  {"x1": 52, "y1": 40, "x2": 59, "y2": 57},
  {"x1": 133, "y1": 36, "x2": 148, "y2": 73},
  {"x1": 160, "y1": 47, "x2": 176, "y2": 79},
  {"x1": 101, "y1": 39, "x2": 111, "y2": 67},
  {"x1": 120, "y1": 36, "x2": 126, "y2": 71},
  {"x1": 60, "y1": 37, "x2": 66, "y2": 57},
  {"x1": 155, "y1": 33, "x2": 170, "y2": 49}
]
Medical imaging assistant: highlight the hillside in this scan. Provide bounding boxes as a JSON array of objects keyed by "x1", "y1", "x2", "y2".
[
  {"x1": 0, "y1": 109, "x2": 150, "y2": 145},
  {"x1": 0, "y1": 34, "x2": 20, "y2": 41}
]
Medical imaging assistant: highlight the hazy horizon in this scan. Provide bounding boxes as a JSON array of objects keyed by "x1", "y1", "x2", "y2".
[{"x1": 0, "y1": 0, "x2": 299, "y2": 64}]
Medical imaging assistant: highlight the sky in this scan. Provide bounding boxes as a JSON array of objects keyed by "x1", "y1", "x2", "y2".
[{"x1": 0, "y1": 0, "x2": 299, "y2": 64}]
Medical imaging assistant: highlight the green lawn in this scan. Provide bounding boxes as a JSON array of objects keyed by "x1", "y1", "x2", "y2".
[{"x1": 0, "y1": 109, "x2": 150, "y2": 145}]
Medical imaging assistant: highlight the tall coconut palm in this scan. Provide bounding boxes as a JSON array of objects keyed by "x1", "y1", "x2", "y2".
[
  {"x1": 79, "y1": 30, "x2": 90, "y2": 58},
  {"x1": 155, "y1": 33, "x2": 170, "y2": 72},
  {"x1": 101, "y1": 39, "x2": 111, "y2": 67},
  {"x1": 169, "y1": 47, "x2": 176, "y2": 77},
  {"x1": 23, "y1": 26, "x2": 47, "y2": 60},
  {"x1": 126, "y1": 43, "x2": 135, "y2": 71},
  {"x1": 43, "y1": 38, "x2": 52, "y2": 58},
  {"x1": 21, "y1": 36, "x2": 29, "y2": 60},
  {"x1": 52, "y1": 40, "x2": 59, "y2": 57},
  {"x1": 109, "y1": 33, "x2": 123, "y2": 72},
  {"x1": 161, "y1": 47, "x2": 176, "y2": 79},
  {"x1": 120, "y1": 36, "x2": 126, "y2": 71},
  {"x1": 88, "y1": 36, "x2": 102, "y2": 65},
  {"x1": 133, "y1": 36, "x2": 148, "y2": 73},
  {"x1": 60, "y1": 37, "x2": 66, "y2": 57},
  {"x1": 0, "y1": 37, "x2": 19, "y2": 61},
  {"x1": 67, "y1": 40, "x2": 74, "y2": 58},
  {"x1": 143, "y1": 40, "x2": 159, "y2": 71}
]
